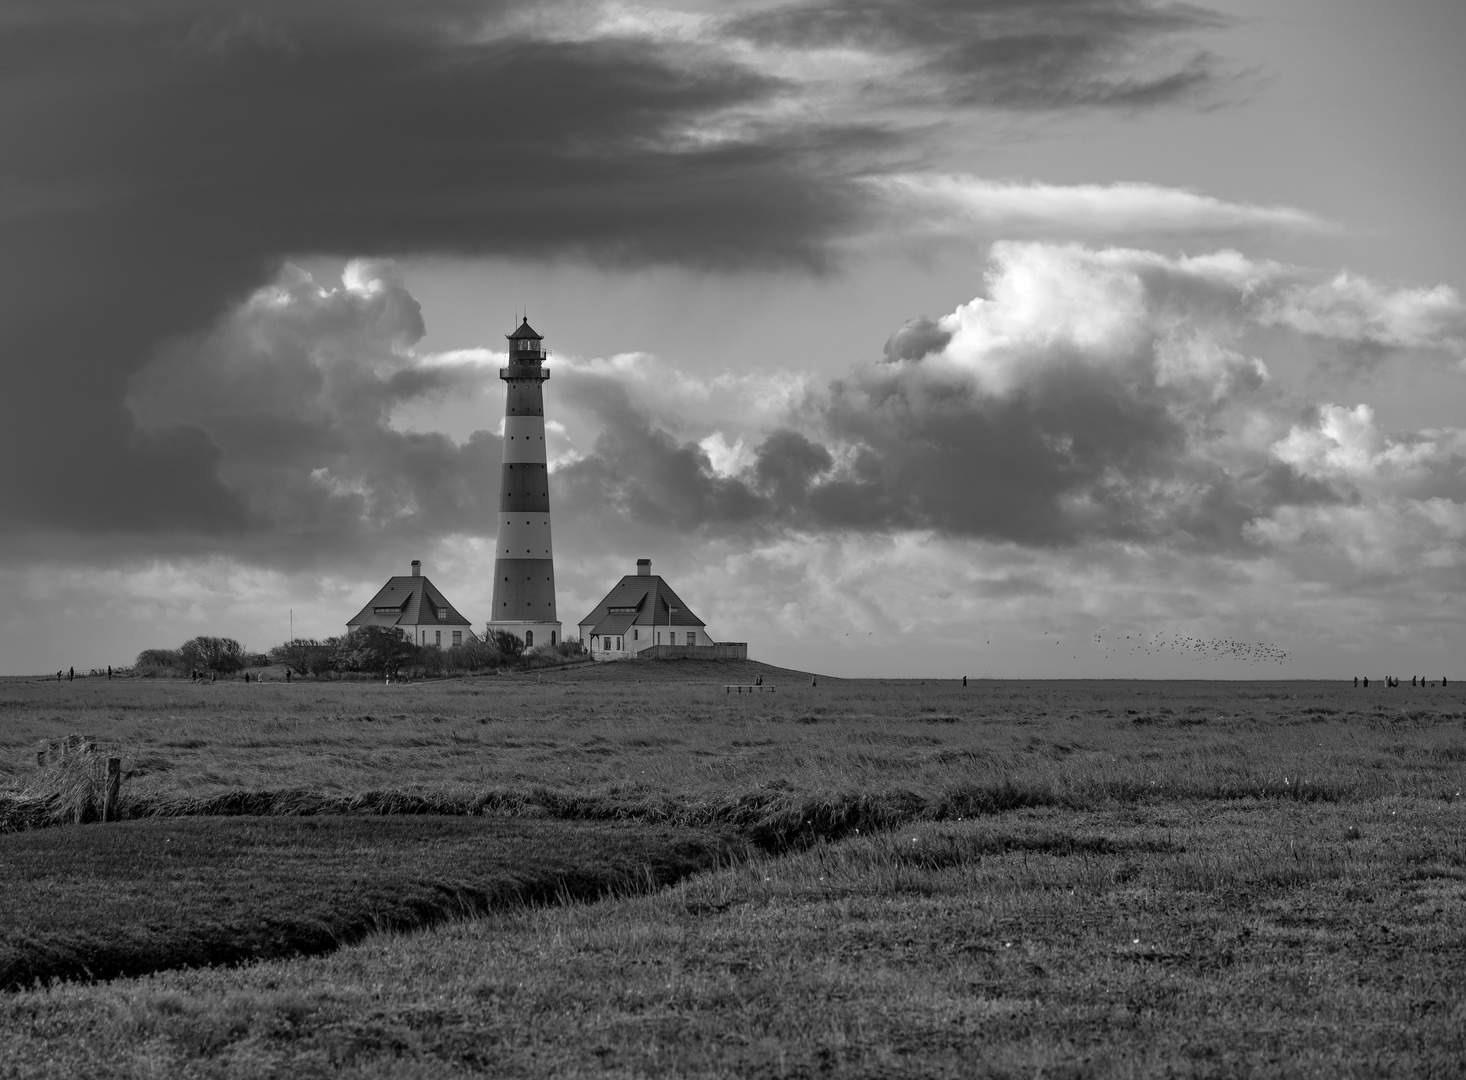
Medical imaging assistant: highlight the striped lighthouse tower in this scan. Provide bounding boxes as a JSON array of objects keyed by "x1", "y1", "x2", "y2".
[{"x1": 486, "y1": 318, "x2": 561, "y2": 649}]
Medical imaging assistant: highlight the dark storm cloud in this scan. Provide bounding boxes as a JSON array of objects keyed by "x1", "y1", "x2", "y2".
[
  {"x1": 0, "y1": 0, "x2": 876, "y2": 543},
  {"x1": 123, "y1": 262, "x2": 504, "y2": 567},
  {"x1": 554, "y1": 375, "x2": 766, "y2": 533},
  {"x1": 0, "y1": 0, "x2": 1238, "y2": 549},
  {"x1": 728, "y1": 0, "x2": 1232, "y2": 109},
  {"x1": 882, "y1": 316, "x2": 951, "y2": 362}
]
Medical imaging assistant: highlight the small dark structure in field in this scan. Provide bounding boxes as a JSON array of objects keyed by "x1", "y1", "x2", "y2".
[
  {"x1": 579, "y1": 558, "x2": 746, "y2": 661},
  {"x1": 348, "y1": 559, "x2": 476, "y2": 651}
]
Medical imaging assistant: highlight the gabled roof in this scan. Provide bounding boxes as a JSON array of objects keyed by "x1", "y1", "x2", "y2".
[
  {"x1": 506, "y1": 318, "x2": 542, "y2": 342},
  {"x1": 347, "y1": 574, "x2": 473, "y2": 630},
  {"x1": 579, "y1": 575, "x2": 705, "y2": 636}
]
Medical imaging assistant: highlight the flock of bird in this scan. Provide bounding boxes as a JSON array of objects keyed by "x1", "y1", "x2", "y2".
[
  {"x1": 967, "y1": 628, "x2": 1291, "y2": 665},
  {"x1": 1087, "y1": 628, "x2": 1291, "y2": 665}
]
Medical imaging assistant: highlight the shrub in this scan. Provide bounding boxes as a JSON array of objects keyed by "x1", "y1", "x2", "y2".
[
  {"x1": 335, "y1": 626, "x2": 416, "y2": 678},
  {"x1": 267, "y1": 639, "x2": 339, "y2": 677},
  {"x1": 415, "y1": 643, "x2": 447, "y2": 676},
  {"x1": 179, "y1": 637, "x2": 246, "y2": 675},
  {"x1": 488, "y1": 629, "x2": 524, "y2": 662},
  {"x1": 134, "y1": 648, "x2": 186, "y2": 673},
  {"x1": 446, "y1": 636, "x2": 503, "y2": 672},
  {"x1": 521, "y1": 639, "x2": 589, "y2": 669}
]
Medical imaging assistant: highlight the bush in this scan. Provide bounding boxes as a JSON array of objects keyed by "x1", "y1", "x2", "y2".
[
  {"x1": 488, "y1": 629, "x2": 525, "y2": 662},
  {"x1": 415, "y1": 643, "x2": 447, "y2": 676},
  {"x1": 446, "y1": 636, "x2": 504, "y2": 672},
  {"x1": 134, "y1": 648, "x2": 186, "y2": 673},
  {"x1": 521, "y1": 639, "x2": 589, "y2": 669},
  {"x1": 335, "y1": 626, "x2": 416, "y2": 678},
  {"x1": 268, "y1": 639, "x2": 339, "y2": 677},
  {"x1": 179, "y1": 637, "x2": 245, "y2": 675}
]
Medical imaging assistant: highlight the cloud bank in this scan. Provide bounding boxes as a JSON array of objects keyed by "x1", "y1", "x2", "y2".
[
  {"x1": 113, "y1": 242, "x2": 1464, "y2": 590},
  {"x1": 0, "y1": 0, "x2": 1244, "y2": 545}
]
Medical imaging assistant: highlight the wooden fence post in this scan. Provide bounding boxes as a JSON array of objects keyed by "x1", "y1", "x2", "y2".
[{"x1": 104, "y1": 757, "x2": 121, "y2": 823}]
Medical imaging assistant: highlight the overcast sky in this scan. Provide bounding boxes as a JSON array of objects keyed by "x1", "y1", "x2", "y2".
[{"x1": 3, "y1": 0, "x2": 1463, "y2": 678}]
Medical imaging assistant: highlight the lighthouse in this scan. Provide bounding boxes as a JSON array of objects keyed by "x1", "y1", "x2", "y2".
[{"x1": 486, "y1": 318, "x2": 562, "y2": 649}]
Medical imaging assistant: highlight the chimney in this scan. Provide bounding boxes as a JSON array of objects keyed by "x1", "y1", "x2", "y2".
[
  {"x1": 411, "y1": 559, "x2": 422, "y2": 577},
  {"x1": 637, "y1": 558, "x2": 651, "y2": 576}
]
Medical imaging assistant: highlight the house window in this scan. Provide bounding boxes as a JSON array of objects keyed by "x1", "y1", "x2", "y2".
[
  {"x1": 616, "y1": 637, "x2": 622, "y2": 651},
  {"x1": 633, "y1": 628, "x2": 638, "y2": 641},
  {"x1": 525, "y1": 630, "x2": 534, "y2": 647},
  {"x1": 435, "y1": 631, "x2": 441, "y2": 646},
  {"x1": 452, "y1": 631, "x2": 462, "y2": 646},
  {"x1": 550, "y1": 630, "x2": 557, "y2": 645}
]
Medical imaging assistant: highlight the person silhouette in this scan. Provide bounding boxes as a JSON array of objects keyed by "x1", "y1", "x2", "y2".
[
  {"x1": 1354, "y1": 676, "x2": 1359, "y2": 687},
  {"x1": 68, "y1": 667, "x2": 74, "y2": 681},
  {"x1": 1363, "y1": 677, "x2": 1369, "y2": 687}
]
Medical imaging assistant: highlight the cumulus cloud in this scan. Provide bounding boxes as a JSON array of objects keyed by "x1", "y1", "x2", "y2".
[
  {"x1": 126, "y1": 261, "x2": 501, "y2": 567},
  {"x1": 1259, "y1": 274, "x2": 1466, "y2": 356},
  {"x1": 114, "y1": 241, "x2": 1462, "y2": 580},
  {"x1": 548, "y1": 242, "x2": 1466, "y2": 566}
]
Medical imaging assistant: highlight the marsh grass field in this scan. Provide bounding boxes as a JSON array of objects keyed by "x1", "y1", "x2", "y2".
[{"x1": 2, "y1": 662, "x2": 1465, "y2": 1077}]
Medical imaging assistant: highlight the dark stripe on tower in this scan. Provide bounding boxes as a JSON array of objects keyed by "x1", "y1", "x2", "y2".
[
  {"x1": 491, "y1": 558, "x2": 558, "y2": 613},
  {"x1": 505, "y1": 383, "x2": 543, "y2": 416},
  {"x1": 499, "y1": 463, "x2": 549, "y2": 513}
]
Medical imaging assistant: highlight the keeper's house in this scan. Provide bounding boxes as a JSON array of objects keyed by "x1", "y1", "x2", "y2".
[
  {"x1": 578, "y1": 559, "x2": 745, "y2": 661},
  {"x1": 347, "y1": 559, "x2": 477, "y2": 649}
]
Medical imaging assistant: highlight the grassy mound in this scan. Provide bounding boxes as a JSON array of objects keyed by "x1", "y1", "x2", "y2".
[
  {"x1": 0, "y1": 816, "x2": 736, "y2": 990},
  {"x1": 537, "y1": 657, "x2": 830, "y2": 683}
]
